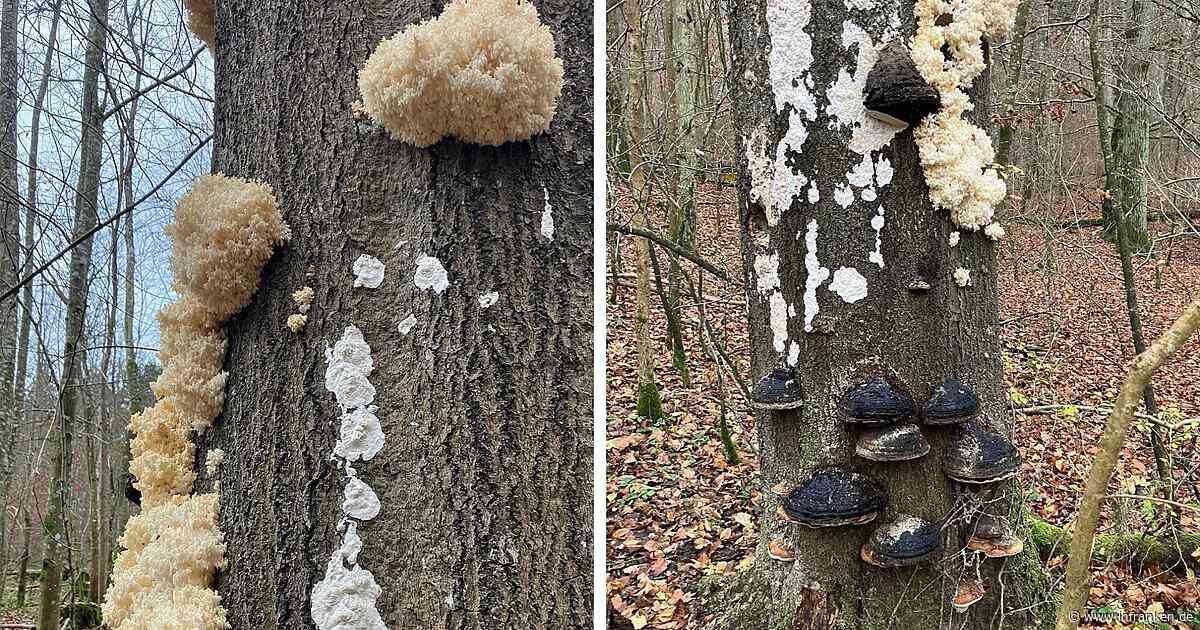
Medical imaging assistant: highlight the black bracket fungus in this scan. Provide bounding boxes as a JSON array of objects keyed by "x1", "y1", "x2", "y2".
[
  {"x1": 921, "y1": 376, "x2": 980, "y2": 425},
  {"x1": 750, "y1": 367, "x2": 804, "y2": 411},
  {"x1": 124, "y1": 472, "x2": 141, "y2": 506},
  {"x1": 855, "y1": 422, "x2": 931, "y2": 462},
  {"x1": 943, "y1": 422, "x2": 1021, "y2": 484},
  {"x1": 780, "y1": 467, "x2": 886, "y2": 528},
  {"x1": 864, "y1": 40, "x2": 942, "y2": 128},
  {"x1": 860, "y1": 515, "x2": 942, "y2": 568},
  {"x1": 966, "y1": 513, "x2": 1024, "y2": 558},
  {"x1": 841, "y1": 377, "x2": 915, "y2": 425}
]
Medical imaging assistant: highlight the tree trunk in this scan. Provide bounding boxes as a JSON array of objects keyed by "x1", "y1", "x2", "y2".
[
  {"x1": 0, "y1": 0, "x2": 21, "y2": 603},
  {"x1": 993, "y1": 0, "x2": 1030, "y2": 166},
  {"x1": 624, "y1": 0, "x2": 663, "y2": 419},
  {"x1": 701, "y1": 1, "x2": 1049, "y2": 627},
  {"x1": 37, "y1": 0, "x2": 109, "y2": 626},
  {"x1": 203, "y1": 2, "x2": 592, "y2": 628},
  {"x1": 1100, "y1": 0, "x2": 1158, "y2": 252}
]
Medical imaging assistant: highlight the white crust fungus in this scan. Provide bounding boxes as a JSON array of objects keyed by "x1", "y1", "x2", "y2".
[
  {"x1": 414, "y1": 255, "x2": 450, "y2": 293},
  {"x1": 478, "y1": 291, "x2": 500, "y2": 308},
  {"x1": 104, "y1": 174, "x2": 288, "y2": 630},
  {"x1": 541, "y1": 187, "x2": 555, "y2": 240},
  {"x1": 953, "y1": 267, "x2": 972, "y2": 287},
  {"x1": 911, "y1": 0, "x2": 1019, "y2": 231},
  {"x1": 356, "y1": 0, "x2": 564, "y2": 147},
  {"x1": 829, "y1": 267, "x2": 869, "y2": 303},
  {"x1": 352, "y1": 255, "x2": 385, "y2": 289},
  {"x1": 397, "y1": 314, "x2": 418, "y2": 335}
]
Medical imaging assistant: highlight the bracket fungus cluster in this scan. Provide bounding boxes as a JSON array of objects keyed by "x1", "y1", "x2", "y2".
[
  {"x1": 780, "y1": 468, "x2": 885, "y2": 528},
  {"x1": 750, "y1": 366, "x2": 804, "y2": 410},
  {"x1": 860, "y1": 514, "x2": 942, "y2": 568},
  {"x1": 103, "y1": 174, "x2": 289, "y2": 630},
  {"x1": 356, "y1": 0, "x2": 565, "y2": 147}
]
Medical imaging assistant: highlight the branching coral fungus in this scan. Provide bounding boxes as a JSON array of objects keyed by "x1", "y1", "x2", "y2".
[
  {"x1": 103, "y1": 174, "x2": 288, "y2": 630},
  {"x1": 910, "y1": 0, "x2": 1019, "y2": 231},
  {"x1": 183, "y1": 0, "x2": 215, "y2": 50},
  {"x1": 356, "y1": 0, "x2": 565, "y2": 147}
]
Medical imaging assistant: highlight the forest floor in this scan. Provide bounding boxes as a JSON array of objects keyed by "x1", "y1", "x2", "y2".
[{"x1": 606, "y1": 181, "x2": 1200, "y2": 629}]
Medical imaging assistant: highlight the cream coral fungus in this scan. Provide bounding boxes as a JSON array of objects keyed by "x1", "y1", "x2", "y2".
[
  {"x1": 356, "y1": 0, "x2": 564, "y2": 147},
  {"x1": 183, "y1": 0, "x2": 215, "y2": 49},
  {"x1": 911, "y1": 0, "x2": 1019, "y2": 231},
  {"x1": 165, "y1": 174, "x2": 290, "y2": 324},
  {"x1": 293, "y1": 286, "x2": 315, "y2": 313},
  {"x1": 287, "y1": 314, "x2": 308, "y2": 333},
  {"x1": 104, "y1": 174, "x2": 287, "y2": 630}
]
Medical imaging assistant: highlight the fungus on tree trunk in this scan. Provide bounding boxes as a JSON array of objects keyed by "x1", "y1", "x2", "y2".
[
  {"x1": 356, "y1": 0, "x2": 565, "y2": 147},
  {"x1": 102, "y1": 174, "x2": 289, "y2": 630},
  {"x1": 863, "y1": 40, "x2": 940, "y2": 128},
  {"x1": 749, "y1": 366, "x2": 804, "y2": 410},
  {"x1": 183, "y1": 0, "x2": 214, "y2": 50},
  {"x1": 860, "y1": 514, "x2": 941, "y2": 567}
]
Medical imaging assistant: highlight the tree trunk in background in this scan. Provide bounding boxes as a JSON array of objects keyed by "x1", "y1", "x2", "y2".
[
  {"x1": 607, "y1": 0, "x2": 630, "y2": 175},
  {"x1": 661, "y1": 0, "x2": 691, "y2": 388},
  {"x1": 203, "y1": 2, "x2": 592, "y2": 627},
  {"x1": 37, "y1": 0, "x2": 109, "y2": 626},
  {"x1": 624, "y1": 0, "x2": 663, "y2": 420},
  {"x1": 703, "y1": 0, "x2": 1049, "y2": 627},
  {"x1": 0, "y1": 0, "x2": 20, "y2": 602},
  {"x1": 1101, "y1": 0, "x2": 1157, "y2": 251},
  {"x1": 994, "y1": 0, "x2": 1030, "y2": 166},
  {"x1": 16, "y1": 0, "x2": 61, "y2": 417}
]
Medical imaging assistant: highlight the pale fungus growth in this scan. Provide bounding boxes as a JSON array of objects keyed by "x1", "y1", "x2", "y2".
[
  {"x1": 397, "y1": 314, "x2": 418, "y2": 335},
  {"x1": 293, "y1": 286, "x2": 315, "y2": 313},
  {"x1": 311, "y1": 540, "x2": 386, "y2": 630},
  {"x1": 948, "y1": 231, "x2": 961, "y2": 247},
  {"x1": 802, "y1": 220, "x2": 831, "y2": 332},
  {"x1": 183, "y1": 0, "x2": 214, "y2": 50},
  {"x1": 335, "y1": 407, "x2": 386, "y2": 462},
  {"x1": 105, "y1": 174, "x2": 286, "y2": 629},
  {"x1": 829, "y1": 267, "x2": 868, "y2": 303},
  {"x1": 287, "y1": 314, "x2": 309, "y2": 333},
  {"x1": 953, "y1": 267, "x2": 971, "y2": 287},
  {"x1": 984, "y1": 221, "x2": 1006, "y2": 240},
  {"x1": 911, "y1": 0, "x2": 1020, "y2": 232},
  {"x1": 352, "y1": 255, "x2": 385, "y2": 289},
  {"x1": 343, "y1": 475, "x2": 382, "y2": 521},
  {"x1": 356, "y1": 0, "x2": 565, "y2": 147},
  {"x1": 479, "y1": 291, "x2": 500, "y2": 308},
  {"x1": 414, "y1": 255, "x2": 450, "y2": 293},
  {"x1": 541, "y1": 187, "x2": 555, "y2": 240}
]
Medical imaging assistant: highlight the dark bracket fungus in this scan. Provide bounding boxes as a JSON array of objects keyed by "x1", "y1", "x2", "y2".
[
  {"x1": 966, "y1": 513, "x2": 1024, "y2": 558},
  {"x1": 864, "y1": 40, "x2": 941, "y2": 128},
  {"x1": 907, "y1": 278, "x2": 932, "y2": 292},
  {"x1": 860, "y1": 515, "x2": 942, "y2": 567},
  {"x1": 922, "y1": 376, "x2": 980, "y2": 425},
  {"x1": 856, "y1": 423, "x2": 931, "y2": 462},
  {"x1": 751, "y1": 367, "x2": 804, "y2": 410},
  {"x1": 952, "y1": 578, "x2": 986, "y2": 613},
  {"x1": 124, "y1": 472, "x2": 141, "y2": 506},
  {"x1": 841, "y1": 377, "x2": 915, "y2": 425},
  {"x1": 943, "y1": 422, "x2": 1021, "y2": 484},
  {"x1": 781, "y1": 467, "x2": 886, "y2": 528}
]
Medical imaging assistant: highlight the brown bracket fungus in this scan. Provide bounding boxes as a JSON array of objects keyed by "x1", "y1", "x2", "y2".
[
  {"x1": 840, "y1": 377, "x2": 915, "y2": 425},
  {"x1": 966, "y1": 513, "x2": 1024, "y2": 558},
  {"x1": 942, "y1": 422, "x2": 1021, "y2": 484},
  {"x1": 921, "y1": 376, "x2": 979, "y2": 425},
  {"x1": 855, "y1": 422, "x2": 930, "y2": 462},
  {"x1": 750, "y1": 367, "x2": 804, "y2": 410},
  {"x1": 860, "y1": 514, "x2": 942, "y2": 568},
  {"x1": 864, "y1": 40, "x2": 941, "y2": 128},
  {"x1": 780, "y1": 467, "x2": 886, "y2": 528},
  {"x1": 356, "y1": 0, "x2": 565, "y2": 147},
  {"x1": 767, "y1": 540, "x2": 796, "y2": 562},
  {"x1": 952, "y1": 578, "x2": 986, "y2": 613}
]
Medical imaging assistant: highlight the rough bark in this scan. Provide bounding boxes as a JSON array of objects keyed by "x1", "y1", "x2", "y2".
[
  {"x1": 36, "y1": 0, "x2": 109, "y2": 626},
  {"x1": 699, "y1": 1, "x2": 1050, "y2": 628},
  {"x1": 1055, "y1": 301, "x2": 1200, "y2": 630},
  {"x1": 203, "y1": 1, "x2": 592, "y2": 628},
  {"x1": 0, "y1": 0, "x2": 20, "y2": 602}
]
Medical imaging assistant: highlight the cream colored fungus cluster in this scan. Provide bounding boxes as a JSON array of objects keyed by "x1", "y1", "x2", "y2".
[
  {"x1": 103, "y1": 174, "x2": 289, "y2": 630},
  {"x1": 356, "y1": 0, "x2": 565, "y2": 147},
  {"x1": 910, "y1": 0, "x2": 1019, "y2": 232},
  {"x1": 183, "y1": 0, "x2": 214, "y2": 49}
]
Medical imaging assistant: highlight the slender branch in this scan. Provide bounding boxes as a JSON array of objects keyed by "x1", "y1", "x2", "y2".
[{"x1": 608, "y1": 222, "x2": 730, "y2": 281}]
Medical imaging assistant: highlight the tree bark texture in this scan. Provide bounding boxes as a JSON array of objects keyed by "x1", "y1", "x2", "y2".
[
  {"x1": 203, "y1": 2, "x2": 593, "y2": 628},
  {"x1": 704, "y1": 1, "x2": 1050, "y2": 628}
]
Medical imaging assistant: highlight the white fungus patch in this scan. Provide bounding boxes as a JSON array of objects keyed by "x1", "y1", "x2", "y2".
[
  {"x1": 954, "y1": 267, "x2": 972, "y2": 287},
  {"x1": 478, "y1": 291, "x2": 500, "y2": 308},
  {"x1": 343, "y1": 475, "x2": 381, "y2": 521},
  {"x1": 317, "y1": 324, "x2": 387, "y2": 629},
  {"x1": 787, "y1": 342, "x2": 801, "y2": 367},
  {"x1": 829, "y1": 267, "x2": 868, "y2": 303},
  {"x1": 869, "y1": 206, "x2": 886, "y2": 268},
  {"x1": 414, "y1": 255, "x2": 450, "y2": 293},
  {"x1": 833, "y1": 184, "x2": 854, "y2": 209},
  {"x1": 764, "y1": 0, "x2": 819, "y2": 225},
  {"x1": 948, "y1": 231, "x2": 961, "y2": 247},
  {"x1": 807, "y1": 182, "x2": 820, "y2": 203},
  {"x1": 397, "y1": 314, "x2": 417, "y2": 335},
  {"x1": 802, "y1": 220, "x2": 831, "y2": 332},
  {"x1": 541, "y1": 187, "x2": 555, "y2": 240},
  {"x1": 287, "y1": 314, "x2": 308, "y2": 333},
  {"x1": 984, "y1": 222, "x2": 1006, "y2": 240},
  {"x1": 205, "y1": 449, "x2": 224, "y2": 478},
  {"x1": 754, "y1": 251, "x2": 791, "y2": 353},
  {"x1": 352, "y1": 255, "x2": 386, "y2": 289},
  {"x1": 335, "y1": 407, "x2": 385, "y2": 462}
]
